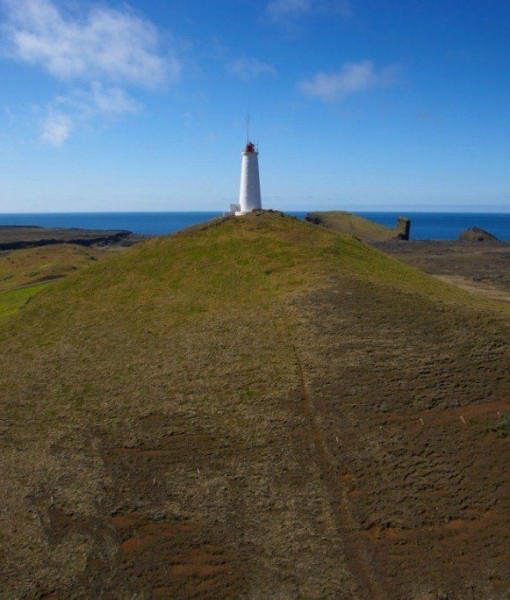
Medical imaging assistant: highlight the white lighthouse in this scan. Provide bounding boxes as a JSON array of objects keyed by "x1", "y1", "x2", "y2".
[{"x1": 235, "y1": 142, "x2": 262, "y2": 215}]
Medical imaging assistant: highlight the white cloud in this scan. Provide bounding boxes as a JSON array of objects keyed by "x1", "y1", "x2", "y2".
[
  {"x1": 40, "y1": 112, "x2": 72, "y2": 146},
  {"x1": 89, "y1": 82, "x2": 140, "y2": 115},
  {"x1": 228, "y1": 57, "x2": 276, "y2": 80},
  {"x1": 59, "y1": 82, "x2": 141, "y2": 119},
  {"x1": 299, "y1": 60, "x2": 398, "y2": 102},
  {"x1": 1, "y1": 0, "x2": 181, "y2": 144},
  {"x1": 266, "y1": 0, "x2": 351, "y2": 23},
  {"x1": 37, "y1": 82, "x2": 140, "y2": 145},
  {"x1": 1, "y1": 0, "x2": 179, "y2": 86}
]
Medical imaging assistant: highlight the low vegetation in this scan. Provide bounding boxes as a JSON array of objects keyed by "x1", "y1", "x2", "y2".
[
  {"x1": 306, "y1": 210, "x2": 409, "y2": 241},
  {"x1": 0, "y1": 244, "x2": 103, "y2": 322},
  {"x1": 0, "y1": 283, "x2": 49, "y2": 321},
  {"x1": 0, "y1": 244, "x2": 100, "y2": 291},
  {"x1": 490, "y1": 414, "x2": 510, "y2": 438}
]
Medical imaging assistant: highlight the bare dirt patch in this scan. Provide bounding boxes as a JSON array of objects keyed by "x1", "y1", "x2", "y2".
[{"x1": 375, "y1": 240, "x2": 510, "y2": 304}]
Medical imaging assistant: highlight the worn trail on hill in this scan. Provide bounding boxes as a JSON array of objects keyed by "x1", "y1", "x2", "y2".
[{"x1": 291, "y1": 332, "x2": 386, "y2": 600}]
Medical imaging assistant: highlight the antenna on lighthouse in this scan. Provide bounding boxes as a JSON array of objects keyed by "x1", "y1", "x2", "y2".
[{"x1": 246, "y1": 114, "x2": 251, "y2": 143}]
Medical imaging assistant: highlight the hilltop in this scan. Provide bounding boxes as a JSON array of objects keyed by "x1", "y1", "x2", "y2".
[
  {"x1": 1, "y1": 212, "x2": 509, "y2": 599},
  {"x1": 306, "y1": 210, "x2": 410, "y2": 241}
]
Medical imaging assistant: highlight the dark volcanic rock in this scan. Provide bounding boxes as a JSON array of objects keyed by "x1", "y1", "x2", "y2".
[
  {"x1": 395, "y1": 216, "x2": 411, "y2": 240},
  {"x1": 0, "y1": 226, "x2": 140, "y2": 250},
  {"x1": 459, "y1": 227, "x2": 498, "y2": 242},
  {"x1": 305, "y1": 214, "x2": 322, "y2": 226}
]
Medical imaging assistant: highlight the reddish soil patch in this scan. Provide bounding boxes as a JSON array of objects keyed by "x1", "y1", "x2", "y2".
[{"x1": 107, "y1": 515, "x2": 241, "y2": 597}]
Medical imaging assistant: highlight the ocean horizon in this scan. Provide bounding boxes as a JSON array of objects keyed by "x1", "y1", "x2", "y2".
[{"x1": 0, "y1": 211, "x2": 509, "y2": 241}]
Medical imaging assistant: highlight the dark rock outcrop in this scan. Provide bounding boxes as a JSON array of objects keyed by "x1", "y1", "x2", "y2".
[
  {"x1": 0, "y1": 226, "x2": 137, "y2": 251},
  {"x1": 459, "y1": 227, "x2": 498, "y2": 242},
  {"x1": 395, "y1": 216, "x2": 411, "y2": 240}
]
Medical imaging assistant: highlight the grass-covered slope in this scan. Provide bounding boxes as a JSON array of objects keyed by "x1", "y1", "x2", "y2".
[
  {"x1": 0, "y1": 282, "x2": 49, "y2": 321},
  {"x1": 0, "y1": 244, "x2": 101, "y2": 322},
  {"x1": 1, "y1": 212, "x2": 509, "y2": 599},
  {"x1": 306, "y1": 210, "x2": 407, "y2": 241},
  {"x1": 0, "y1": 243, "x2": 101, "y2": 290}
]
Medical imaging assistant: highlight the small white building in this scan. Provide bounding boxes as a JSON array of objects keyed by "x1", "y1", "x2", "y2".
[{"x1": 228, "y1": 141, "x2": 262, "y2": 216}]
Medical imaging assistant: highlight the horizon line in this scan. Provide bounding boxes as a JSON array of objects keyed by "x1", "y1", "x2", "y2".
[{"x1": 1, "y1": 209, "x2": 510, "y2": 215}]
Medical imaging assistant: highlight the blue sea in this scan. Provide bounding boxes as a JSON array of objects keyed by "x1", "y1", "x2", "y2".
[{"x1": 0, "y1": 211, "x2": 509, "y2": 241}]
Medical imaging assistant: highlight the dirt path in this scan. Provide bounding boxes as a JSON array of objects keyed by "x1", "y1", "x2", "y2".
[{"x1": 292, "y1": 341, "x2": 387, "y2": 599}]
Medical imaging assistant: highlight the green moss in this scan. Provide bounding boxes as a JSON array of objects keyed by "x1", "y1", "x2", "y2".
[
  {"x1": 0, "y1": 283, "x2": 49, "y2": 322},
  {"x1": 490, "y1": 414, "x2": 510, "y2": 438}
]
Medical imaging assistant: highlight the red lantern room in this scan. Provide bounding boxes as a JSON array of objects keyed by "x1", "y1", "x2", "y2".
[{"x1": 245, "y1": 142, "x2": 255, "y2": 153}]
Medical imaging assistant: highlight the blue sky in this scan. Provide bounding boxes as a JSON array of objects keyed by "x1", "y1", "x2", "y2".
[{"x1": 0, "y1": 0, "x2": 509, "y2": 212}]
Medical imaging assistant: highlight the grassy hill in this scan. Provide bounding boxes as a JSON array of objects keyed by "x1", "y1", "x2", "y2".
[
  {"x1": 0, "y1": 244, "x2": 102, "y2": 322},
  {"x1": 1, "y1": 212, "x2": 509, "y2": 598},
  {"x1": 306, "y1": 210, "x2": 409, "y2": 241},
  {"x1": 0, "y1": 243, "x2": 103, "y2": 290}
]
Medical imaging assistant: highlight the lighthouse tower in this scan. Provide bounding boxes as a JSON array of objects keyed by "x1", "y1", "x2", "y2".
[{"x1": 236, "y1": 142, "x2": 262, "y2": 215}]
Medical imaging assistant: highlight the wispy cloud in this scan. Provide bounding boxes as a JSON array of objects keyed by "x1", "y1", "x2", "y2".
[
  {"x1": 0, "y1": 0, "x2": 179, "y2": 144},
  {"x1": 88, "y1": 82, "x2": 140, "y2": 115},
  {"x1": 267, "y1": 0, "x2": 311, "y2": 21},
  {"x1": 228, "y1": 57, "x2": 276, "y2": 80},
  {"x1": 266, "y1": 0, "x2": 351, "y2": 23},
  {"x1": 37, "y1": 82, "x2": 140, "y2": 146},
  {"x1": 299, "y1": 60, "x2": 398, "y2": 102},
  {"x1": 40, "y1": 112, "x2": 72, "y2": 146}
]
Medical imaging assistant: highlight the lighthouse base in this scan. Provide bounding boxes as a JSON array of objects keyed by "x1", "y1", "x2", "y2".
[
  {"x1": 225, "y1": 203, "x2": 258, "y2": 217},
  {"x1": 225, "y1": 204, "x2": 266, "y2": 217}
]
